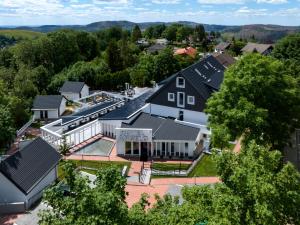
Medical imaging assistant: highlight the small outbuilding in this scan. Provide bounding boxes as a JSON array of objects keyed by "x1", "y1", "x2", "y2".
[
  {"x1": 32, "y1": 95, "x2": 67, "y2": 120},
  {"x1": 0, "y1": 138, "x2": 61, "y2": 214},
  {"x1": 60, "y1": 81, "x2": 89, "y2": 101}
]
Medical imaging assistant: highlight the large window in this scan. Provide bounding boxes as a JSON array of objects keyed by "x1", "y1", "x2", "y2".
[
  {"x1": 125, "y1": 142, "x2": 131, "y2": 155},
  {"x1": 168, "y1": 93, "x2": 175, "y2": 102},
  {"x1": 133, "y1": 142, "x2": 139, "y2": 155},
  {"x1": 177, "y1": 92, "x2": 185, "y2": 107},
  {"x1": 176, "y1": 77, "x2": 185, "y2": 88}
]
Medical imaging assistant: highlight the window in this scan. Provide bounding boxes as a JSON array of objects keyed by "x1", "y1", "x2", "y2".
[
  {"x1": 125, "y1": 142, "x2": 131, "y2": 155},
  {"x1": 133, "y1": 142, "x2": 139, "y2": 155},
  {"x1": 168, "y1": 93, "x2": 175, "y2": 102},
  {"x1": 177, "y1": 92, "x2": 185, "y2": 107},
  {"x1": 187, "y1": 96, "x2": 195, "y2": 105},
  {"x1": 176, "y1": 77, "x2": 185, "y2": 88}
]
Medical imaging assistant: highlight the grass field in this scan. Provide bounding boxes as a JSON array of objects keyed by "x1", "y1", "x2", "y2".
[
  {"x1": 0, "y1": 30, "x2": 43, "y2": 40},
  {"x1": 58, "y1": 160, "x2": 131, "y2": 179},
  {"x1": 152, "y1": 162, "x2": 191, "y2": 171},
  {"x1": 188, "y1": 155, "x2": 218, "y2": 177}
]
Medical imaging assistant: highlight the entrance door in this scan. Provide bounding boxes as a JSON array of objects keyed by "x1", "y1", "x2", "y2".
[
  {"x1": 140, "y1": 142, "x2": 149, "y2": 161},
  {"x1": 45, "y1": 110, "x2": 48, "y2": 119}
]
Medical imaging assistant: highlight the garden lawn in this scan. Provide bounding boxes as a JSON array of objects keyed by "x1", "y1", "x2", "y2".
[
  {"x1": 188, "y1": 154, "x2": 218, "y2": 177},
  {"x1": 58, "y1": 160, "x2": 131, "y2": 179},
  {"x1": 152, "y1": 162, "x2": 191, "y2": 171}
]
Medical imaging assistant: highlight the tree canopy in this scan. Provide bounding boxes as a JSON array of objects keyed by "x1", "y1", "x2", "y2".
[{"x1": 206, "y1": 53, "x2": 300, "y2": 150}]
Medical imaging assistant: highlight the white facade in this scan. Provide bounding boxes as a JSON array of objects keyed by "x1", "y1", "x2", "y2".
[
  {"x1": 144, "y1": 103, "x2": 208, "y2": 126},
  {"x1": 33, "y1": 98, "x2": 66, "y2": 120},
  {"x1": 61, "y1": 84, "x2": 89, "y2": 101},
  {"x1": 0, "y1": 166, "x2": 57, "y2": 210}
]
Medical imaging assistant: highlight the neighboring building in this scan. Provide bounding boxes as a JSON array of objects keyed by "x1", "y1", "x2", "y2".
[
  {"x1": 212, "y1": 52, "x2": 236, "y2": 68},
  {"x1": 214, "y1": 42, "x2": 231, "y2": 53},
  {"x1": 32, "y1": 95, "x2": 67, "y2": 120},
  {"x1": 174, "y1": 47, "x2": 197, "y2": 58},
  {"x1": 145, "y1": 55, "x2": 225, "y2": 126},
  {"x1": 60, "y1": 81, "x2": 90, "y2": 101},
  {"x1": 116, "y1": 113, "x2": 202, "y2": 161},
  {"x1": 147, "y1": 44, "x2": 168, "y2": 54},
  {"x1": 0, "y1": 138, "x2": 61, "y2": 214},
  {"x1": 155, "y1": 38, "x2": 169, "y2": 45},
  {"x1": 241, "y1": 42, "x2": 273, "y2": 55}
]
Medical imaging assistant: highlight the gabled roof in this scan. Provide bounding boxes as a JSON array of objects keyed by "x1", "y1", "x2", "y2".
[
  {"x1": 147, "y1": 44, "x2": 167, "y2": 53},
  {"x1": 60, "y1": 81, "x2": 86, "y2": 93},
  {"x1": 241, "y1": 42, "x2": 273, "y2": 54},
  {"x1": 212, "y1": 52, "x2": 236, "y2": 68},
  {"x1": 0, "y1": 137, "x2": 61, "y2": 195},
  {"x1": 122, "y1": 113, "x2": 200, "y2": 141},
  {"x1": 147, "y1": 55, "x2": 225, "y2": 103},
  {"x1": 215, "y1": 42, "x2": 231, "y2": 51},
  {"x1": 32, "y1": 95, "x2": 65, "y2": 110}
]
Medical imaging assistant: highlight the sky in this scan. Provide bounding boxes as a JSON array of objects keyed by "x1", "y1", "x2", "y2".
[{"x1": 0, "y1": 0, "x2": 300, "y2": 26}]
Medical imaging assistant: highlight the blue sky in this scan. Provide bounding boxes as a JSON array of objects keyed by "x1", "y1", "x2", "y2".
[{"x1": 0, "y1": 0, "x2": 300, "y2": 26}]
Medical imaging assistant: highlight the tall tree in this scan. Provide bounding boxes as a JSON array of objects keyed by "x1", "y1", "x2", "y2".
[
  {"x1": 206, "y1": 54, "x2": 300, "y2": 150},
  {"x1": 131, "y1": 25, "x2": 142, "y2": 42},
  {"x1": 105, "y1": 40, "x2": 123, "y2": 73},
  {"x1": 0, "y1": 107, "x2": 15, "y2": 149},
  {"x1": 193, "y1": 25, "x2": 206, "y2": 42}
]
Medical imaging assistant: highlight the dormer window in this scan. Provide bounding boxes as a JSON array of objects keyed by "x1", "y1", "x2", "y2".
[
  {"x1": 187, "y1": 96, "x2": 195, "y2": 105},
  {"x1": 176, "y1": 77, "x2": 185, "y2": 88}
]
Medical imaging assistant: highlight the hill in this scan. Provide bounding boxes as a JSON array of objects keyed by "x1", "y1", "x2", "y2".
[
  {"x1": 222, "y1": 24, "x2": 300, "y2": 43},
  {"x1": 1, "y1": 21, "x2": 299, "y2": 43},
  {"x1": 0, "y1": 29, "x2": 43, "y2": 40}
]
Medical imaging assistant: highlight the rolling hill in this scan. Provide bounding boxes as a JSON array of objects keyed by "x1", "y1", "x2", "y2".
[{"x1": 1, "y1": 21, "x2": 299, "y2": 43}]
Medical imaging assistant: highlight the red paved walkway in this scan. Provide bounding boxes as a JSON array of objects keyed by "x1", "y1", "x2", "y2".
[{"x1": 150, "y1": 177, "x2": 220, "y2": 185}]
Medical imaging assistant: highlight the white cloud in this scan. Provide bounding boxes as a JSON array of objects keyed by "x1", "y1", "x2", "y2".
[
  {"x1": 257, "y1": 0, "x2": 288, "y2": 4},
  {"x1": 197, "y1": 0, "x2": 245, "y2": 4},
  {"x1": 151, "y1": 0, "x2": 181, "y2": 4}
]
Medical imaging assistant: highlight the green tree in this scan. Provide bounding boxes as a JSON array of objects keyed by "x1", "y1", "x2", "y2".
[
  {"x1": 193, "y1": 25, "x2": 206, "y2": 42},
  {"x1": 39, "y1": 162, "x2": 129, "y2": 225},
  {"x1": 162, "y1": 25, "x2": 177, "y2": 42},
  {"x1": 206, "y1": 54, "x2": 300, "y2": 150},
  {"x1": 131, "y1": 25, "x2": 142, "y2": 42},
  {"x1": 273, "y1": 33, "x2": 300, "y2": 62},
  {"x1": 0, "y1": 107, "x2": 15, "y2": 148},
  {"x1": 105, "y1": 40, "x2": 123, "y2": 73},
  {"x1": 59, "y1": 136, "x2": 70, "y2": 156}
]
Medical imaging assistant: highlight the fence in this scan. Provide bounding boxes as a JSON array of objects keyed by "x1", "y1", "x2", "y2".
[
  {"x1": 16, "y1": 116, "x2": 34, "y2": 137},
  {"x1": 0, "y1": 202, "x2": 25, "y2": 215}
]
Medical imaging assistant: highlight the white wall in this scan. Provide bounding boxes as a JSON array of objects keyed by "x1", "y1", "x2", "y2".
[
  {"x1": 61, "y1": 92, "x2": 80, "y2": 101},
  {"x1": 26, "y1": 166, "x2": 57, "y2": 208},
  {"x1": 145, "y1": 104, "x2": 208, "y2": 125},
  {"x1": 59, "y1": 98, "x2": 66, "y2": 116},
  {"x1": 33, "y1": 109, "x2": 59, "y2": 119},
  {"x1": 81, "y1": 85, "x2": 89, "y2": 98},
  {"x1": 0, "y1": 173, "x2": 25, "y2": 204}
]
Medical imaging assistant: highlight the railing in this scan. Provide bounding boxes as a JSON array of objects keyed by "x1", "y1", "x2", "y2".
[{"x1": 16, "y1": 116, "x2": 34, "y2": 137}]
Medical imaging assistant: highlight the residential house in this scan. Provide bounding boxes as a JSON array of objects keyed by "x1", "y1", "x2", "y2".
[
  {"x1": 155, "y1": 38, "x2": 169, "y2": 45},
  {"x1": 137, "y1": 38, "x2": 149, "y2": 46},
  {"x1": 214, "y1": 42, "x2": 231, "y2": 53},
  {"x1": 32, "y1": 95, "x2": 67, "y2": 120},
  {"x1": 212, "y1": 52, "x2": 236, "y2": 68},
  {"x1": 0, "y1": 138, "x2": 61, "y2": 214},
  {"x1": 241, "y1": 42, "x2": 273, "y2": 55},
  {"x1": 60, "y1": 81, "x2": 90, "y2": 101},
  {"x1": 145, "y1": 55, "x2": 225, "y2": 126},
  {"x1": 147, "y1": 44, "x2": 168, "y2": 54},
  {"x1": 174, "y1": 47, "x2": 197, "y2": 58}
]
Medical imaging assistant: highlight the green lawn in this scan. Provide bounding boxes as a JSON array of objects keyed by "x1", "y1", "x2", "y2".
[
  {"x1": 58, "y1": 160, "x2": 131, "y2": 179},
  {"x1": 152, "y1": 162, "x2": 191, "y2": 171},
  {"x1": 188, "y1": 155, "x2": 218, "y2": 177}
]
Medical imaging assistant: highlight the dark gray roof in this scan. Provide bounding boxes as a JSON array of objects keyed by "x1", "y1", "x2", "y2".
[
  {"x1": 61, "y1": 101, "x2": 116, "y2": 125},
  {"x1": 0, "y1": 138, "x2": 61, "y2": 194},
  {"x1": 147, "y1": 55, "x2": 225, "y2": 103},
  {"x1": 122, "y1": 113, "x2": 200, "y2": 141},
  {"x1": 60, "y1": 81, "x2": 85, "y2": 93},
  {"x1": 100, "y1": 90, "x2": 155, "y2": 120},
  {"x1": 241, "y1": 42, "x2": 273, "y2": 54},
  {"x1": 212, "y1": 52, "x2": 236, "y2": 68},
  {"x1": 215, "y1": 42, "x2": 231, "y2": 51},
  {"x1": 32, "y1": 95, "x2": 64, "y2": 109},
  {"x1": 147, "y1": 44, "x2": 167, "y2": 53}
]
